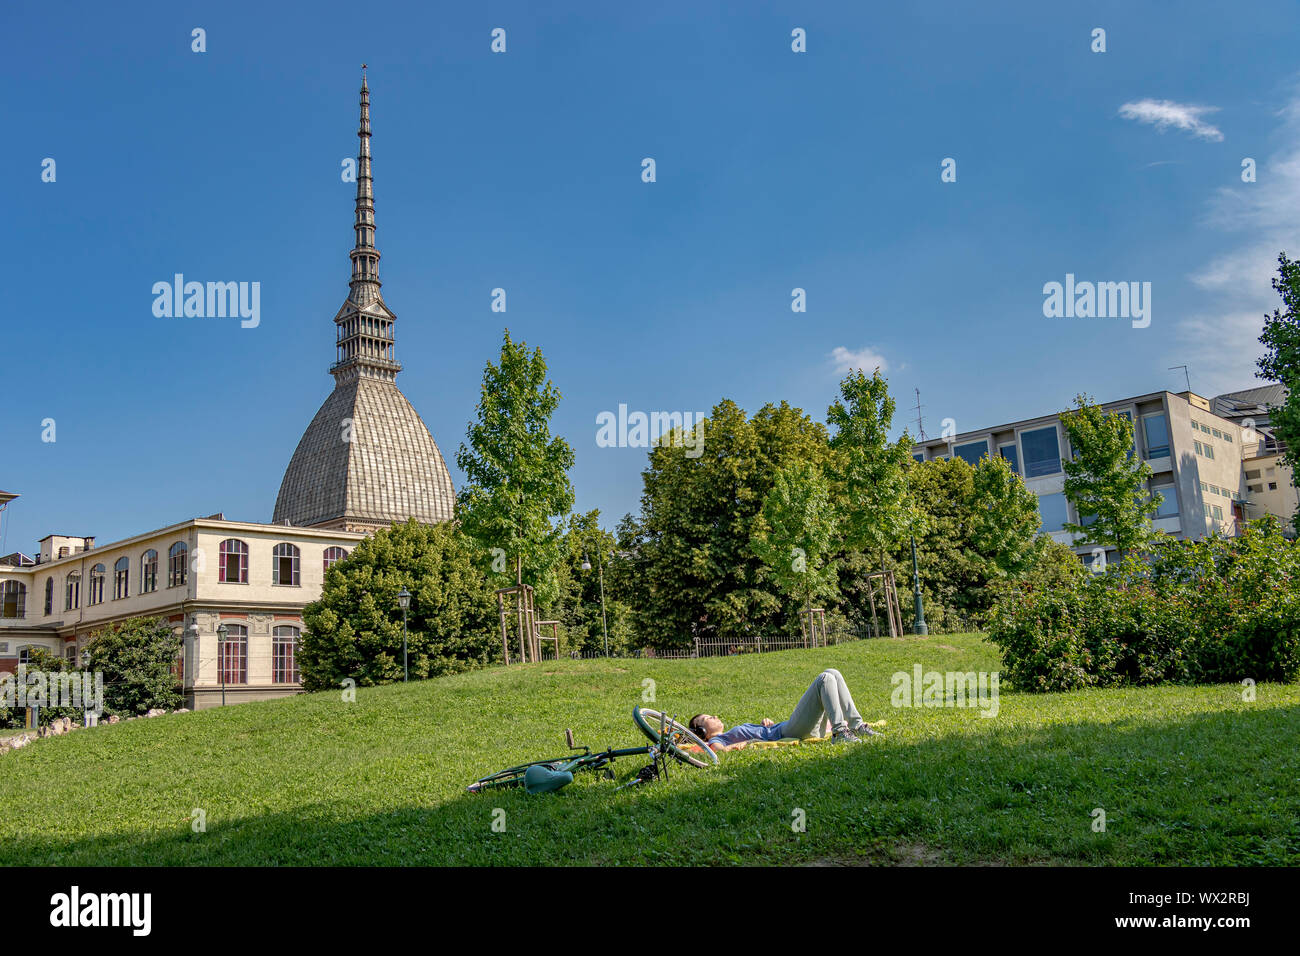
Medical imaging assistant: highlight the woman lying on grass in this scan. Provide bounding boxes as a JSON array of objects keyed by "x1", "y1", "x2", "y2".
[{"x1": 688, "y1": 668, "x2": 881, "y2": 750}]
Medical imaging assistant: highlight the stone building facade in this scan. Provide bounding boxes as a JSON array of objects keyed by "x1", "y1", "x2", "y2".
[{"x1": 0, "y1": 74, "x2": 455, "y2": 709}]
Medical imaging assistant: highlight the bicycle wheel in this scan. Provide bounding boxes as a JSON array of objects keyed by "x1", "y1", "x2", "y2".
[{"x1": 632, "y1": 706, "x2": 718, "y2": 768}]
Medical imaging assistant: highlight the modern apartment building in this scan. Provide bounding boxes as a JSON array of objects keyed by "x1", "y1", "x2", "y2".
[{"x1": 912, "y1": 387, "x2": 1296, "y2": 563}]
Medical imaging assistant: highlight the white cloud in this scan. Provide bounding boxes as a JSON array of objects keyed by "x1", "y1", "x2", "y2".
[
  {"x1": 1119, "y1": 99, "x2": 1224, "y2": 141},
  {"x1": 1175, "y1": 92, "x2": 1300, "y2": 395},
  {"x1": 830, "y1": 346, "x2": 889, "y2": 375}
]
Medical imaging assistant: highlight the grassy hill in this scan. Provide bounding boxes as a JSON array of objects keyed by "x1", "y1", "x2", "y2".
[{"x1": 2, "y1": 634, "x2": 1297, "y2": 866}]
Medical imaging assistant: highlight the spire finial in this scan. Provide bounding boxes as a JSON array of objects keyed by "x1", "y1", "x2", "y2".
[
  {"x1": 330, "y1": 70, "x2": 400, "y2": 384},
  {"x1": 348, "y1": 67, "x2": 379, "y2": 304}
]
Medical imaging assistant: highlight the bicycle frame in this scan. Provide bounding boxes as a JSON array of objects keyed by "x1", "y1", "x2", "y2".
[{"x1": 468, "y1": 708, "x2": 709, "y2": 794}]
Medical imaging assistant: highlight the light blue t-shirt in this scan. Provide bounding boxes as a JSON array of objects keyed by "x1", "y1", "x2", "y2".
[{"x1": 709, "y1": 721, "x2": 785, "y2": 748}]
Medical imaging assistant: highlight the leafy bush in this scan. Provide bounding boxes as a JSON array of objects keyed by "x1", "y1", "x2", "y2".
[
  {"x1": 988, "y1": 518, "x2": 1300, "y2": 691},
  {"x1": 0, "y1": 648, "x2": 87, "y2": 729},
  {"x1": 87, "y1": 617, "x2": 184, "y2": 717},
  {"x1": 300, "y1": 519, "x2": 501, "y2": 690},
  {"x1": 984, "y1": 583, "x2": 1092, "y2": 692}
]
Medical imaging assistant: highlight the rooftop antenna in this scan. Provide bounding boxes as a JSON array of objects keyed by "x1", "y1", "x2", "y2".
[
  {"x1": 913, "y1": 388, "x2": 927, "y2": 440},
  {"x1": 1169, "y1": 365, "x2": 1191, "y2": 392}
]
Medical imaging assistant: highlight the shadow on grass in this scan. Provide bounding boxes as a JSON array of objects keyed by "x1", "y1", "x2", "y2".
[{"x1": 14, "y1": 703, "x2": 1300, "y2": 867}]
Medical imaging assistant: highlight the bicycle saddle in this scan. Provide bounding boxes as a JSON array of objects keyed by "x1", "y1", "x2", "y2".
[{"x1": 523, "y1": 765, "x2": 573, "y2": 795}]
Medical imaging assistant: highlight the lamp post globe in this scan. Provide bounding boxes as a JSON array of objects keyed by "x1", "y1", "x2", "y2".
[
  {"x1": 216, "y1": 623, "x2": 229, "y2": 707},
  {"x1": 397, "y1": 588, "x2": 411, "y2": 682}
]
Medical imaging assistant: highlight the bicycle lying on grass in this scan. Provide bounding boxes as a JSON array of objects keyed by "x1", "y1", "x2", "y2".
[{"x1": 467, "y1": 706, "x2": 718, "y2": 794}]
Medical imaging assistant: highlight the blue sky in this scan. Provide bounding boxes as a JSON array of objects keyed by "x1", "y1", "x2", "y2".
[{"x1": 4, "y1": 0, "x2": 1300, "y2": 553}]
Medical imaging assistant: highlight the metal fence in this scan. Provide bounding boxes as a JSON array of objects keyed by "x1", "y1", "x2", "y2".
[{"x1": 542, "y1": 635, "x2": 844, "y2": 662}]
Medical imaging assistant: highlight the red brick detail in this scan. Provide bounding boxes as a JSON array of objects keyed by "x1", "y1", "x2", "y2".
[
  {"x1": 168, "y1": 614, "x2": 184, "y2": 623},
  {"x1": 219, "y1": 612, "x2": 246, "y2": 619},
  {"x1": 273, "y1": 614, "x2": 301, "y2": 621}
]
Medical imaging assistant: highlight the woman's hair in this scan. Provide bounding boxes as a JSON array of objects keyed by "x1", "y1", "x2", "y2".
[{"x1": 688, "y1": 714, "x2": 711, "y2": 740}]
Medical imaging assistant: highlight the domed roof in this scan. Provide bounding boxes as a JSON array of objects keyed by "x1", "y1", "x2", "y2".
[
  {"x1": 272, "y1": 72, "x2": 456, "y2": 532},
  {"x1": 273, "y1": 377, "x2": 456, "y2": 530}
]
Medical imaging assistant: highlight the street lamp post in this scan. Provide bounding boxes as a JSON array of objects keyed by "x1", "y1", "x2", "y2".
[
  {"x1": 910, "y1": 535, "x2": 928, "y2": 635},
  {"x1": 581, "y1": 551, "x2": 610, "y2": 657},
  {"x1": 216, "y1": 623, "x2": 228, "y2": 706},
  {"x1": 397, "y1": 587, "x2": 411, "y2": 682}
]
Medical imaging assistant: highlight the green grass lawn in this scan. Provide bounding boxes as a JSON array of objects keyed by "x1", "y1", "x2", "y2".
[{"x1": 2, "y1": 633, "x2": 1297, "y2": 866}]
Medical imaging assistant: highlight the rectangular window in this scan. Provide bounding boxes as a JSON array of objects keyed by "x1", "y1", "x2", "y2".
[
  {"x1": 1021, "y1": 426, "x2": 1062, "y2": 478},
  {"x1": 1212, "y1": 505, "x2": 1224, "y2": 520},
  {"x1": 1204, "y1": 503, "x2": 1213, "y2": 516},
  {"x1": 218, "y1": 625, "x2": 248, "y2": 684},
  {"x1": 273, "y1": 627, "x2": 300, "y2": 684},
  {"x1": 1142, "y1": 414, "x2": 1170, "y2": 459},
  {"x1": 998, "y1": 443, "x2": 1019, "y2": 474},
  {"x1": 1194, "y1": 440, "x2": 1204, "y2": 456},
  {"x1": 1269, "y1": 482, "x2": 1279, "y2": 491},
  {"x1": 1204, "y1": 444, "x2": 1215, "y2": 461},
  {"x1": 1036, "y1": 492, "x2": 1070, "y2": 533},
  {"x1": 952, "y1": 440, "x2": 989, "y2": 466},
  {"x1": 169, "y1": 547, "x2": 188, "y2": 588},
  {"x1": 1224, "y1": 432, "x2": 1233, "y2": 443},
  {"x1": 1115, "y1": 410, "x2": 1135, "y2": 458},
  {"x1": 912, "y1": 453, "x2": 924, "y2": 463},
  {"x1": 1211, "y1": 428, "x2": 1222, "y2": 439},
  {"x1": 1200, "y1": 481, "x2": 1208, "y2": 492},
  {"x1": 1152, "y1": 485, "x2": 1178, "y2": 517}
]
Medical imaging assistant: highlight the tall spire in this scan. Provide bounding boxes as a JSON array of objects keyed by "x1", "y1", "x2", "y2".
[
  {"x1": 350, "y1": 64, "x2": 381, "y2": 305},
  {"x1": 331, "y1": 66, "x2": 401, "y2": 385}
]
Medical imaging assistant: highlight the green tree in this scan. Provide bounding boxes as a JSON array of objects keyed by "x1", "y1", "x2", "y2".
[
  {"x1": 299, "y1": 519, "x2": 499, "y2": 690},
  {"x1": 1060, "y1": 394, "x2": 1160, "y2": 559},
  {"x1": 456, "y1": 329, "x2": 575, "y2": 615},
  {"x1": 751, "y1": 461, "x2": 839, "y2": 641},
  {"x1": 87, "y1": 617, "x2": 184, "y2": 717},
  {"x1": 555, "y1": 510, "x2": 630, "y2": 656},
  {"x1": 970, "y1": 452, "x2": 1044, "y2": 578},
  {"x1": 826, "y1": 368, "x2": 918, "y2": 635},
  {"x1": 631, "y1": 399, "x2": 831, "y2": 647},
  {"x1": 1257, "y1": 251, "x2": 1300, "y2": 531}
]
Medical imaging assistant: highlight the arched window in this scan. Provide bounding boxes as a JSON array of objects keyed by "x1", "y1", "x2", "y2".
[
  {"x1": 273, "y1": 625, "x2": 300, "y2": 683},
  {"x1": 65, "y1": 571, "x2": 80, "y2": 610},
  {"x1": 44, "y1": 578, "x2": 54, "y2": 616},
  {"x1": 218, "y1": 623, "x2": 248, "y2": 684},
  {"x1": 323, "y1": 547, "x2": 349, "y2": 573},
  {"x1": 168, "y1": 542, "x2": 188, "y2": 588},
  {"x1": 272, "y1": 543, "x2": 301, "y2": 586},
  {"x1": 1, "y1": 581, "x2": 25, "y2": 619},
  {"x1": 141, "y1": 549, "x2": 158, "y2": 593},
  {"x1": 17, "y1": 644, "x2": 37, "y2": 664},
  {"x1": 88, "y1": 564, "x2": 105, "y2": 605},
  {"x1": 218, "y1": 539, "x2": 248, "y2": 584},
  {"x1": 113, "y1": 557, "x2": 130, "y2": 599}
]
